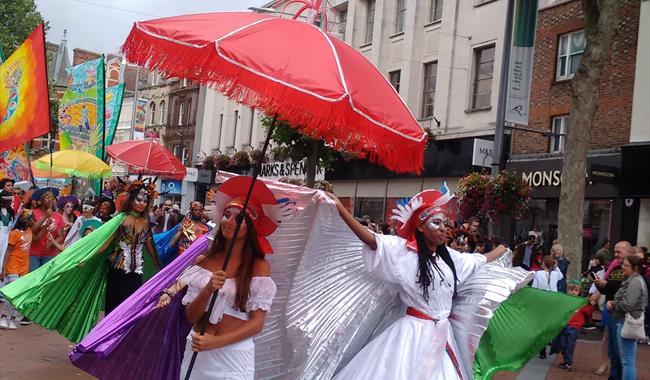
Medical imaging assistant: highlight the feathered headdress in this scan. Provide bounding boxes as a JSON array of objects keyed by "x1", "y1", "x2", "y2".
[{"x1": 391, "y1": 182, "x2": 454, "y2": 250}]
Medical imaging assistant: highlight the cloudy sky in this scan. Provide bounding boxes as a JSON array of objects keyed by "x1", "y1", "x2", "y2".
[{"x1": 35, "y1": 0, "x2": 262, "y2": 57}]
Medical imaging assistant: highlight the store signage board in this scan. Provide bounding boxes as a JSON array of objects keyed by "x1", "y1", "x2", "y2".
[
  {"x1": 472, "y1": 138, "x2": 494, "y2": 168},
  {"x1": 260, "y1": 160, "x2": 325, "y2": 181}
]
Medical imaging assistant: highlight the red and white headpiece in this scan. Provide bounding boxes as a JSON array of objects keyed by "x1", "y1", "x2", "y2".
[
  {"x1": 391, "y1": 183, "x2": 454, "y2": 250},
  {"x1": 207, "y1": 176, "x2": 295, "y2": 254}
]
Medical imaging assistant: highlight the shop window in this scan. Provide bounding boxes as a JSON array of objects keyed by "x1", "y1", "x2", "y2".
[
  {"x1": 354, "y1": 197, "x2": 384, "y2": 223},
  {"x1": 389, "y1": 70, "x2": 401, "y2": 93},
  {"x1": 557, "y1": 30, "x2": 585, "y2": 80},
  {"x1": 470, "y1": 44, "x2": 495, "y2": 110},
  {"x1": 421, "y1": 61, "x2": 438, "y2": 118},
  {"x1": 429, "y1": 0, "x2": 443, "y2": 23},
  {"x1": 364, "y1": 0, "x2": 376, "y2": 44},
  {"x1": 550, "y1": 115, "x2": 568, "y2": 153}
]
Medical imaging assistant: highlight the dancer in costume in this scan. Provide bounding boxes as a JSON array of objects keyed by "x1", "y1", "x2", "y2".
[
  {"x1": 88, "y1": 180, "x2": 162, "y2": 314},
  {"x1": 155, "y1": 177, "x2": 277, "y2": 380},
  {"x1": 327, "y1": 187, "x2": 508, "y2": 380},
  {"x1": 0, "y1": 179, "x2": 161, "y2": 342},
  {"x1": 30, "y1": 188, "x2": 64, "y2": 271},
  {"x1": 170, "y1": 201, "x2": 210, "y2": 255}
]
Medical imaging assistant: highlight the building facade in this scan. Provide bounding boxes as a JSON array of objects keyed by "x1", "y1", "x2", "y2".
[{"x1": 506, "y1": 0, "x2": 645, "y2": 260}]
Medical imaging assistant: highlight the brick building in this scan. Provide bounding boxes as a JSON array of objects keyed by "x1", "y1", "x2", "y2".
[{"x1": 506, "y1": 0, "x2": 646, "y2": 261}]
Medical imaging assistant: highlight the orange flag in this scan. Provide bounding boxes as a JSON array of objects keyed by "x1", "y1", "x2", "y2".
[{"x1": 0, "y1": 23, "x2": 50, "y2": 152}]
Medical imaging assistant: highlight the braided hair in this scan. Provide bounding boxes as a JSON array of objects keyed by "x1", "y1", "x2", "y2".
[{"x1": 415, "y1": 229, "x2": 458, "y2": 303}]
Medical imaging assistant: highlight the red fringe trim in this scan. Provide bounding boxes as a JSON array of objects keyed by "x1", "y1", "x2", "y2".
[{"x1": 121, "y1": 27, "x2": 425, "y2": 174}]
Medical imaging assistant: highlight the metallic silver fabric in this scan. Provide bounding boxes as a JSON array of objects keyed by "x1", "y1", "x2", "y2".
[{"x1": 214, "y1": 172, "x2": 532, "y2": 380}]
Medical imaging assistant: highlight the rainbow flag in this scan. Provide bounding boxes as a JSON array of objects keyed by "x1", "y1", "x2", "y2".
[{"x1": 0, "y1": 23, "x2": 50, "y2": 152}]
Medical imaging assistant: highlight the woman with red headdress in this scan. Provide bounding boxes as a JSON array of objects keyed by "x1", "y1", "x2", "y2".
[
  {"x1": 328, "y1": 185, "x2": 508, "y2": 380},
  {"x1": 156, "y1": 176, "x2": 278, "y2": 379}
]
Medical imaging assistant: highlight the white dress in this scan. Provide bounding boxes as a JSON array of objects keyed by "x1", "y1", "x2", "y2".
[
  {"x1": 333, "y1": 234, "x2": 486, "y2": 380},
  {"x1": 531, "y1": 267, "x2": 563, "y2": 292},
  {"x1": 178, "y1": 266, "x2": 277, "y2": 380}
]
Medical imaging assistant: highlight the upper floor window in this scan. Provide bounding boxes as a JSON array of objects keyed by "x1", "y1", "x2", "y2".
[
  {"x1": 159, "y1": 100, "x2": 166, "y2": 125},
  {"x1": 557, "y1": 30, "x2": 585, "y2": 80},
  {"x1": 421, "y1": 62, "x2": 438, "y2": 118},
  {"x1": 550, "y1": 115, "x2": 568, "y2": 153},
  {"x1": 149, "y1": 102, "x2": 156, "y2": 125},
  {"x1": 389, "y1": 70, "x2": 401, "y2": 93},
  {"x1": 337, "y1": 7, "x2": 348, "y2": 41},
  {"x1": 185, "y1": 98, "x2": 192, "y2": 125},
  {"x1": 177, "y1": 100, "x2": 185, "y2": 126},
  {"x1": 364, "y1": 0, "x2": 376, "y2": 44},
  {"x1": 429, "y1": 0, "x2": 443, "y2": 23},
  {"x1": 470, "y1": 44, "x2": 495, "y2": 110},
  {"x1": 395, "y1": 0, "x2": 406, "y2": 34}
]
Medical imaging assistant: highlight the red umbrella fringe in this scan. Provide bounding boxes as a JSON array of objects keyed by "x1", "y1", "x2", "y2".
[{"x1": 122, "y1": 28, "x2": 425, "y2": 175}]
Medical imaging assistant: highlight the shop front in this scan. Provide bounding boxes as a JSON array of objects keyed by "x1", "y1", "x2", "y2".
[
  {"x1": 327, "y1": 136, "x2": 492, "y2": 224},
  {"x1": 507, "y1": 152, "x2": 630, "y2": 270}
]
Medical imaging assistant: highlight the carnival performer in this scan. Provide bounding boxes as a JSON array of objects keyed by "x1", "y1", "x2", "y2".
[
  {"x1": 90, "y1": 180, "x2": 162, "y2": 314},
  {"x1": 327, "y1": 187, "x2": 508, "y2": 380},
  {"x1": 0, "y1": 179, "x2": 161, "y2": 342},
  {"x1": 155, "y1": 201, "x2": 211, "y2": 267},
  {"x1": 155, "y1": 177, "x2": 277, "y2": 380}
]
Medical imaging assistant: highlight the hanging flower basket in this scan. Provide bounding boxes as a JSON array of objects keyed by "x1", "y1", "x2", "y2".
[
  {"x1": 229, "y1": 151, "x2": 252, "y2": 172},
  {"x1": 456, "y1": 170, "x2": 530, "y2": 223},
  {"x1": 214, "y1": 154, "x2": 232, "y2": 170}
]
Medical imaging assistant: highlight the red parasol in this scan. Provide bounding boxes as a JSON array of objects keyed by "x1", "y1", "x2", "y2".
[
  {"x1": 106, "y1": 140, "x2": 186, "y2": 180},
  {"x1": 121, "y1": 11, "x2": 426, "y2": 174}
]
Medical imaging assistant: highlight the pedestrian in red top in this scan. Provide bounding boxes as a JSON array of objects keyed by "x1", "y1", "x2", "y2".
[
  {"x1": 556, "y1": 279, "x2": 595, "y2": 371},
  {"x1": 29, "y1": 188, "x2": 65, "y2": 271}
]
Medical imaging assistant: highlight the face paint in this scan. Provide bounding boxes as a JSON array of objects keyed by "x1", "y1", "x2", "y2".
[
  {"x1": 136, "y1": 189, "x2": 149, "y2": 204},
  {"x1": 423, "y1": 212, "x2": 449, "y2": 232}
]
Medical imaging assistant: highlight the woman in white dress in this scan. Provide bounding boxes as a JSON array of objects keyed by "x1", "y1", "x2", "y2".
[
  {"x1": 156, "y1": 176, "x2": 278, "y2": 380},
  {"x1": 328, "y1": 187, "x2": 507, "y2": 380}
]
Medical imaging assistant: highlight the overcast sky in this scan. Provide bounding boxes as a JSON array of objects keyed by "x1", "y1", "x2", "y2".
[{"x1": 35, "y1": 0, "x2": 262, "y2": 58}]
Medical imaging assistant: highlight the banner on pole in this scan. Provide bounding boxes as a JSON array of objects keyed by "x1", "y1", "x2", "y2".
[
  {"x1": 132, "y1": 98, "x2": 147, "y2": 140},
  {"x1": 505, "y1": 0, "x2": 539, "y2": 126},
  {"x1": 0, "y1": 144, "x2": 32, "y2": 182},
  {"x1": 0, "y1": 23, "x2": 50, "y2": 152},
  {"x1": 57, "y1": 57, "x2": 105, "y2": 156},
  {"x1": 104, "y1": 83, "x2": 125, "y2": 150}
]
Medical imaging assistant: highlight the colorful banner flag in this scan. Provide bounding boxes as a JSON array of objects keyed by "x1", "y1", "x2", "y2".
[
  {"x1": 0, "y1": 23, "x2": 50, "y2": 152},
  {"x1": 57, "y1": 57, "x2": 105, "y2": 157},
  {"x1": 505, "y1": 0, "x2": 539, "y2": 125},
  {"x1": 0, "y1": 144, "x2": 33, "y2": 182},
  {"x1": 132, "y1": 98, "x2": 147, "y2": 140},
  {"x1": 104, "y1": 83, "x2": 124, "y2": 152}
]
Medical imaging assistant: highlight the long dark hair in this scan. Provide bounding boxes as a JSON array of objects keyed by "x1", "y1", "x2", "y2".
[
  {"x1": 414, "y1": 230, "x2": 456, "y2": 303},
  {"x1": 207, "y1": 213, "x2": 266, "y2": 311}
]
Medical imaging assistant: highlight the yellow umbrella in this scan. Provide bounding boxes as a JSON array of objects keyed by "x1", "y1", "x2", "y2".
[{"x1": 34, "y1": 150, "x2": 112, "y2": 179}]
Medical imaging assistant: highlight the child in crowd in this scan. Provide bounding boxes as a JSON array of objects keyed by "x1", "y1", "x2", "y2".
[
  {"x1": 533, "y1": 254, "x2": 564, "y2": 358},
  {"x1": 555, "y1": 280, "x2": 595, "y2": 371},
  {"x1": 0, "y1": 210, "x2": 34, "y2": 330},
  {"x1": 532, "y1": 255, "x2": 564, "y2": 292}
]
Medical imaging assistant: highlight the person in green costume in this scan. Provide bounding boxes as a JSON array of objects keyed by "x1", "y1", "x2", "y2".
[{"x1": 0, "y1": 178, "x2": 161, "y2": 343}]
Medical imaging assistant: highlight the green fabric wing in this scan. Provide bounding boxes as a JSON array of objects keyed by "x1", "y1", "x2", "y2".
[
  {"x1": 473, "y1": 287, "x2": 587, "y2": 380},
  {"x1": 0, "y1": 214, "x2": 125, "y2": 343}
]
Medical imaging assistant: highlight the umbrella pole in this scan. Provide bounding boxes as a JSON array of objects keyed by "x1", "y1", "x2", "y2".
[{"x1": 183, "y1": 114, "x2": 278, "y2": 380}]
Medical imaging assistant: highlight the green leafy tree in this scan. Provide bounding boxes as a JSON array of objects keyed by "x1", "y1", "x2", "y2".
[
  {"x1": 0, "y1": 0, "x2": 44, "y2": 55},
  {"x1": 261, "y1": 116, "x2": 340, "y2": 187}
]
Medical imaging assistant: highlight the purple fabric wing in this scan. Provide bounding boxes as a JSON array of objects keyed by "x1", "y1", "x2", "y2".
[{"x1": 70, "y1": 235, "x2": 210, "y2": 380}]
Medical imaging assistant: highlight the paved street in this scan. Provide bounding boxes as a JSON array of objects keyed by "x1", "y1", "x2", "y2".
[{"x1": 2, "y1": 322, "x2": 650, "y2": 380}]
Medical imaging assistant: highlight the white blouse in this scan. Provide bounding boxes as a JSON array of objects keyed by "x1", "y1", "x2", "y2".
[
  {"x1": 363, "y1": 233, "x2": 486, "y2": 320},
  {"x1": 179, "y1": 265, "x2": 277, "y2": 324},
  {"x1": 531, "y1": 267, "x2": 564, "y2": 292}
]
